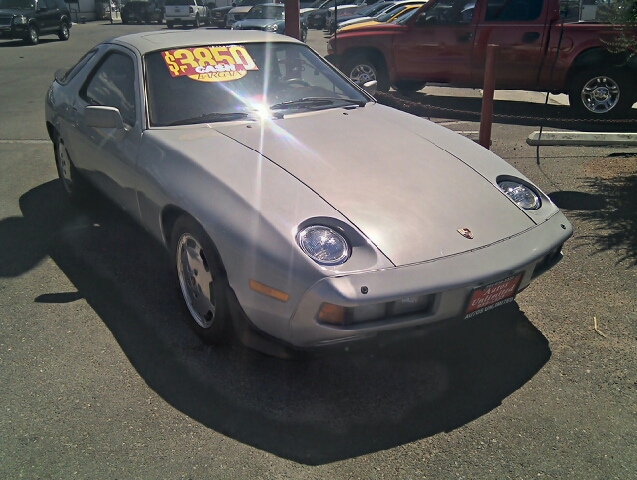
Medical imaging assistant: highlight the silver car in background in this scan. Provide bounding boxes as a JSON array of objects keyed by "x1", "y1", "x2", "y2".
[{"x1": 45, "y1": 30, "x2": 571, "y2": 356}]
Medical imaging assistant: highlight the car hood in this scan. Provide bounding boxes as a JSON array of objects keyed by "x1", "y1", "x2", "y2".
[
  {"x1": 205, "y1": 104, "x2": 535, "y2": 267},
  {"x1": 0, "y1": 8, "x2": 27, "y2": 16}
]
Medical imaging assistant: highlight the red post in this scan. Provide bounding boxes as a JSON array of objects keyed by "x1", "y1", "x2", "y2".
[
  {"x1": 284, "y1": 0, "x2": 300, "y2": 40},
  {"x1": 479, "y1": 45, "x2": 498, "y2": 150}
]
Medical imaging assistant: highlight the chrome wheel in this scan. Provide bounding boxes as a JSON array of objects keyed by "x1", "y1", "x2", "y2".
[
  {"x1": 176, "y1": 232, "x2": 216, "y2": 329},
  {"x1": 27, "y1": 25, "x2": 38, "y2": 45},
  {"x1": 55, "y1": 136, "x2": 74, "y2": 195},
  {"x1": 348, "y1": 62, "x2": 376, "y2": 86},
  {"x1": 58, "y1": 23, "x2": 69, "y2": 41},
  {"x1": 581, "y1": 76, "x2": 620, "y2": 114}
]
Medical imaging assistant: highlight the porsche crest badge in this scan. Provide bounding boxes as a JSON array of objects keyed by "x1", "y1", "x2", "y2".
[{"x1": 457, "y1": 228, "x2": 474, "y2": 239}]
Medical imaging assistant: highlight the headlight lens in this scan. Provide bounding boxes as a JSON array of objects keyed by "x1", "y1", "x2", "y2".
[
  {"x1": 14, "y1": 15, "x2": 27, "y2": 25},
  {"x1": 297, "y1": 225, "x2": 350, "y2": 266},
  {"x1": 264, "y1": 23, "x2": 278, "y2": 31},
  {"x1": 498, "y1": 181, "x2": 541, "y2": 210}
]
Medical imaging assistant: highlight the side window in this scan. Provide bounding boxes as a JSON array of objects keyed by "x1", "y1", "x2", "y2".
[
  {"x1": 421, "y1": 0, "x2": 476, "y2": 25},
  {"x1": 485, "y1": 0, "x2": 544, "y2": 21},
  {"x1": 83, "y1": 52, "x2": 137, "y2": 126},
  {"x1": 58, "y1": 49, "x2": 97, "y2": 85}
]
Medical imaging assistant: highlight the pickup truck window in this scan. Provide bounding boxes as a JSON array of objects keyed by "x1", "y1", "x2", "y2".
[
  {"x1": 484, "y1": 0, "x2": 544, "y2": 21},
  {"x1": 420, "y1": 0, "x2": 475, "y2": 25}
]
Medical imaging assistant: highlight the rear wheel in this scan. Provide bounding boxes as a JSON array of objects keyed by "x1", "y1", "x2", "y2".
[
  {"x1": 166, "y1": 20, "x2": 174, "y2": 28},
  {"x1": 58, "y1": 22, "x2": 69, "y2": 41},
  {"x1": 394, "y1": 80, "x2": 426, "y2": 94},
  {"x1": 569, "y1": 68, "x2": 635, "y2": 118},
  {"x1": 54, "y1": 133, "x2": 85, "y2": 203},
  {"x1": 341, "y1": 54, "x2": 389, "y2": 91},
  {"x1": 171, "y1": 216, "x2": 232, "y2": 344}
]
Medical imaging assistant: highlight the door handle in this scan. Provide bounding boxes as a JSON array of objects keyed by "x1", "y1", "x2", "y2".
[
  {"x1": 458, "y1": 32, "x2": 473, "y2": 42},
  {"x1": 522, "y1": 31, "x2": 540, "y2": 43}
]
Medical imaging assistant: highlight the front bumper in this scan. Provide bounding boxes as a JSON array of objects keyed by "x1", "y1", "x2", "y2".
[{"x1": 270, "y1": 211, "x2": 572, "y2": 348}]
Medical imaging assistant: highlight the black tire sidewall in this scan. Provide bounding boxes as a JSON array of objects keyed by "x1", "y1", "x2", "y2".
[{"x1": 170, "y1": 216, "x2": 231, "y2": 344}]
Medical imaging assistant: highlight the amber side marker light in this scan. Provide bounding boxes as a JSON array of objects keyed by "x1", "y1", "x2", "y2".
[
  {"x1": 317, "y1": 303, "x2": 345, "y2": 325},
  {"x1": 249, "y1": 279, "x2": 290, "y2": 302}
]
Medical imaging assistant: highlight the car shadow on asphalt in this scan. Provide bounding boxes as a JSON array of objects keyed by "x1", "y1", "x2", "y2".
[
  {"x1": 376, "y1": 91, "x2": 637, "y2": 133},
  {"x1": 1, "y1": 180, "x2": 552, "y2": 465},
  {"x1": 549, "y1": 173, "x2": 637, "y2": 267}
]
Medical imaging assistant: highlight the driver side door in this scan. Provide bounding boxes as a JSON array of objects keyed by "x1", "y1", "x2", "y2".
[{"x1": 393, "y1": 0, "x2": 479, "y2": 86}]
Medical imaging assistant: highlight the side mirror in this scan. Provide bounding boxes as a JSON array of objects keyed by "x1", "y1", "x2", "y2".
[
  {"x1": 415, "y1": 12, "x2": 428, "y2": 26},
  {"x1": 54, "y1": 67, "x2": 68, "y2": 83},
  {"x1": 84, "y1": 106, "x2": 125, "y2": 129},
  {"x1": 362, "y1": 80, "x2": 377, "y2": 96}
]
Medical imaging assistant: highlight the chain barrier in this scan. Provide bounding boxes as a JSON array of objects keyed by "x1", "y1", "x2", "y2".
[{"x1": 375, "y1": 92, "x2": 637, "y2": 124}]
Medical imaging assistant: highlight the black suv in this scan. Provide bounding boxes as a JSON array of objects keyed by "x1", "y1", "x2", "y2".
[
  {"x1": 0, "y1": 0, "x2": 71, "y2": 45},
  {"x1": 121, "y1": 1, "x2": 165, "y2": 24}
]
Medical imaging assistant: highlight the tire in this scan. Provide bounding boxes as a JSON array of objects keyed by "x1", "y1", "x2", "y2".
[
  {"x1": 58, "y1": 22, "x2": 70, "y2": 41},
  {"x1": 301, "y1": 27, "x2": 307, "y2": 43},
  {"x1": 122, "y1": 14, "x2": 129, "y2": 24},
  {"x1": 394, "y1": 80, "x2": 426, "y2": 94},
  {"x1": 145, "y1": 14, "x2": 151, "y2": 24},
  {"x1": 341, "y1": 54, "x2": 390, "y2": 92},
  {"x1": 25, "y1": 24, "x2": 38, "y2": 45},
  {"x1": 171, "y1": 216, "x2": 232, "y2": 344},
  {"x1": 54, "y1": 133, "x2": 85, "y2": 203},
  {"x1": 568, "y1": 68, "x2": 634, "y2": 118},
  {"x1": 158, "y1": 15, "x2": 163, "y2": 24},
  {"x1": 167, "y1": 20, "x2": 174, "y2": 28},
  {"x1": 193, "y1": 14, "x2": 200, "y2": 28}
]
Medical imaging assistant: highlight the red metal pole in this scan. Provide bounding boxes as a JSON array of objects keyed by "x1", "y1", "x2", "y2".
[
  {"x1": 284, "y1": 0, "x2": 300, "y2": 40},
  {"x1": 479, "y1": 45, "x2": 498, "y2": 150}
]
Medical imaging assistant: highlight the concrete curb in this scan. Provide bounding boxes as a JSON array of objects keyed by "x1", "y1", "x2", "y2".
[{"x1": 527, "y1": 131, "x2": 637, "y2": 146}]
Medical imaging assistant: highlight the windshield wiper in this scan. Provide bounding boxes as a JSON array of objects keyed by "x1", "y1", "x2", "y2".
[
  {"x1": 165, "y1": 112, "x2": 251, "y2": 126},
  {"x1": 270, "y1": 97, "x2": 367, "y2": 111}
]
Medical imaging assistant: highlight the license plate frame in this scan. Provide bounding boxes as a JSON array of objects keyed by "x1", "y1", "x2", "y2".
[{"x1": 464, "y1": 273, "x2": 523, "y2": 319}]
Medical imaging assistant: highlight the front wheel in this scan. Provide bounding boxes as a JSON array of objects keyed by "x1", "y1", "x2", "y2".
[
  {"x1": 301, "y1": 27, "x2": 307, "y2": 43},
  {"x1": 25, "y1": 24, "x2": 38, "y2": 45},
  {"x1": 166, "y1": 20, "x2": 174, "y2": 28},
  {"x1": 341, "y1": 54, "x2": 389, "y2": 92},
  {"x1": 171, "y1": 216, "x2": 232, "y2": 344},
  {"x1": 193, "y1": 14, "x2": 200, "y2": 28},
  {"x1": 569, "y1": 68, "x2": 635, "y2": 118},
  {"x1": 58, "y1": 22, "x2": 69, "y2": 41}
]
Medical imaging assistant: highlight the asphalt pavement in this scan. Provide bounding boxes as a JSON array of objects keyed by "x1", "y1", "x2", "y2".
[{"x1": 1, "y1": 22, "x2": 636, "y2": 479}]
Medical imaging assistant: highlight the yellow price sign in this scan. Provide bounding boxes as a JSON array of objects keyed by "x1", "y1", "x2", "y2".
[{"x1": 161, "y1": 45, "x2": 258, "y2": 82}]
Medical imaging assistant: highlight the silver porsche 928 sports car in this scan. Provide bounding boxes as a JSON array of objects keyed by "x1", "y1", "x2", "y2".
[{"x1": 45, "y1": 30, "x2": 572, "y2": 354}]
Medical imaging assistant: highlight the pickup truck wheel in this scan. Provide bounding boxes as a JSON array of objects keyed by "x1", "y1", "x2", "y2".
[
  {"x1": 25, "y1": 24, "x2": 38, "y2": 45},
  {"x1": 569, "y1": 69, "x2": 634, "y2": 118},
  {"x1": 394, "y1": 80, "x2": 426, "y2": 94},
  {"x1": 167, "y1": 20, "x2": 174, "y2": 28},
  {"x1": 58, "y1": 22, "x2": 70, "y2": 41},
  {"x1": 342, "y1": 55, "x2": 389, "y2": 92},
  {"x1": 193, "y1": 14, "x2": 200, "y2": 28}
]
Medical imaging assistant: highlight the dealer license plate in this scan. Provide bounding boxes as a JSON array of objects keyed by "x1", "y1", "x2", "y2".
[{"x1": 464, "y1": 274, "x2": 523, "y2": 319}]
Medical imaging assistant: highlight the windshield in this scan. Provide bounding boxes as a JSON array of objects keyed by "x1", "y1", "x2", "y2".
[
  {"x1": 237, "y1": 0, "x2": 263, "y2": 6},
  {"x1": 165, "y1": 0, "x2": 192, "y2": 5},
  {"x1": 0, "y1": 0, "x2": 34, "y2": 9},
  {"x1": 145, "y1": 42, "x2": 370, "y2": 126},
  {"x1": 245, "y1": 4, "x2": 284, "y2": 19},
  {"x1": 393, "y1": 6, "x2": 421, "y2": 22}
]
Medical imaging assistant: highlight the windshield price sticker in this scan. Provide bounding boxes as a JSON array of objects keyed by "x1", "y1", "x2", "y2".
[
  {"x1": 161, "y1": 45, "x2": 258, "y2": 82},
  {"x1": 464, "y1": 274, "x2": 523, "y2": 319}
]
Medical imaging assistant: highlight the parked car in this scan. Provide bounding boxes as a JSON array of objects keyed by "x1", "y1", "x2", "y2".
[
  {"x1": 45, "y1": 29, "x2": 571, "y2": 355},
  {"x1": 231, "y1": 3, "x2": 308, "y2": 42},
  {"x1": 121, "y1": 0, "x2": 165, "y2": 24},
  {"x1": 325, "y1": 0, "x2": 394, "y2": 33},
  {"x1": 307, "y1": 0, "x2": 382, "y2": 29},
  {"x1": 224, "y1": 0, "x2": 266, "y2": 27},
  {"x1": 209, "y1": 3, "x2": 233, "y2": 27},
  {"x1": 164, "y1": 0, "x2": 207, "y2": 27},
  {"x1": 337, "y1": 2, "x2": 422, "y2": 31},
  {"x1": 0, "y1": 0, "x2": 71, "y2": 45}
]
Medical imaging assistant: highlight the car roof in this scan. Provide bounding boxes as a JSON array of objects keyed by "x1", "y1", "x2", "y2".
[{"x1": 109, "y1": 30, "x2": 300, "y2": 56}]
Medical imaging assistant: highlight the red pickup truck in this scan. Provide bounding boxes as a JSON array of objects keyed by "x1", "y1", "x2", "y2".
[{"x1": 326, "y1": 0, "x2": 637, "y2": 117}]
